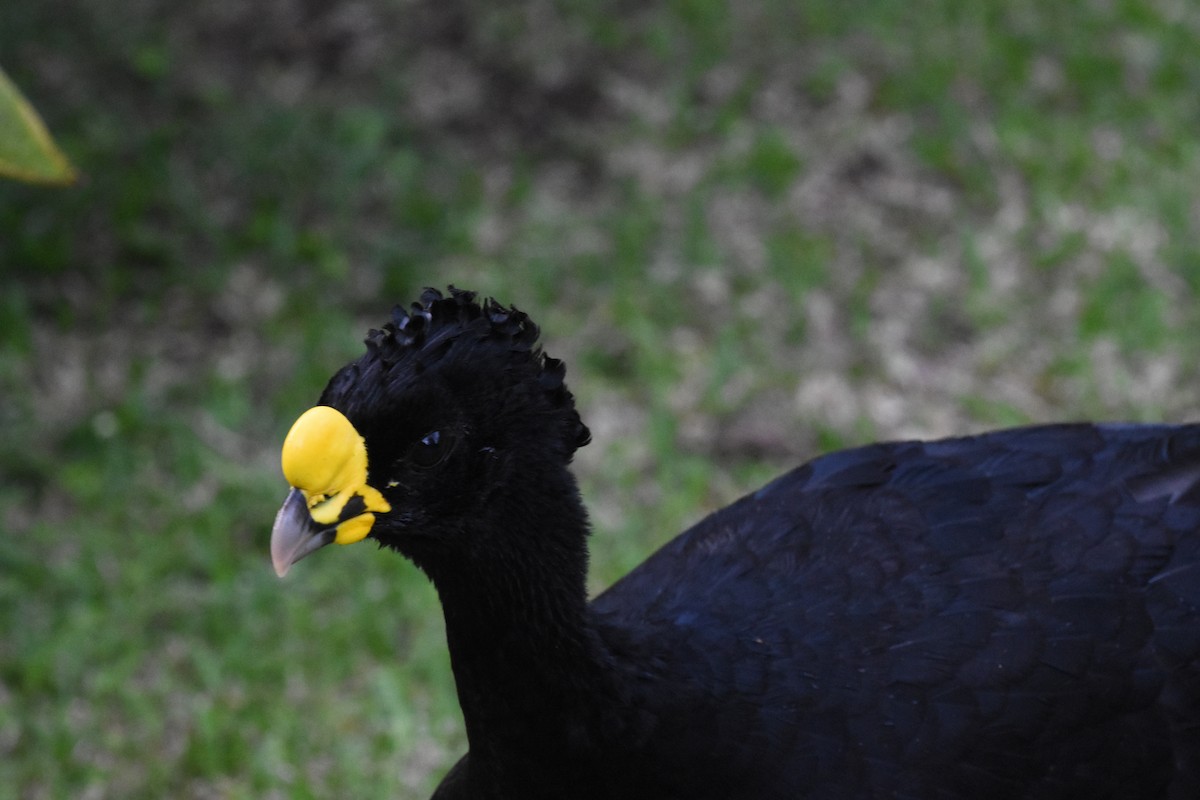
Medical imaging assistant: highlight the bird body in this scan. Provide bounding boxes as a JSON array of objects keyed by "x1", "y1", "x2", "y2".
[
  {"x1": 271, "y1": 288, "x2": 1200, "y2": 799},
  {"x1": 584, "y1": 423, "x2": 1200, "y2": 799}
]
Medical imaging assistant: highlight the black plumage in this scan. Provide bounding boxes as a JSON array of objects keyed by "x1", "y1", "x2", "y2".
[{"x1": 272, "y1": 287, "x2": 1200, "y2": 799}]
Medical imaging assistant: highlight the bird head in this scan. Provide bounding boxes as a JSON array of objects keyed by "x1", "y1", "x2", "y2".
[{"x1": 269, "y1": 287, "x2": 591, "y2": 577}]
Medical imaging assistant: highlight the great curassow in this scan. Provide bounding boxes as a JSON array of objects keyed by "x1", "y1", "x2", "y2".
[{"x1": 270, "y1": 287, "x2": 1200, "y2": 799}]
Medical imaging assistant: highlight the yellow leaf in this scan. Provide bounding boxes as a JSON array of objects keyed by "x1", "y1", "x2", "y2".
[{"x1": 0, "y1": 66, "x2": 76, "y2": 185}]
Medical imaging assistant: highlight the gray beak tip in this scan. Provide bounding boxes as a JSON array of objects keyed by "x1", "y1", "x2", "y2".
[{"x1": 270, "y1": 487, "x2": 333, "y2": 578}]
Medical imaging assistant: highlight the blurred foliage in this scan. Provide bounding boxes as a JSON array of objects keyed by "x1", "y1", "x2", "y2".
[
  {"x1": 0, "y1": 67, "x2": 76, "y2": 184},
  {"x1": 1, "y1": 0, "x2": 1199, "y2": 797}
]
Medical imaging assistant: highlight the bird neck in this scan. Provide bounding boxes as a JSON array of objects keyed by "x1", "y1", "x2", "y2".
[{"x1": 423, "y1": 484, "x2": 622, "y2": 762}]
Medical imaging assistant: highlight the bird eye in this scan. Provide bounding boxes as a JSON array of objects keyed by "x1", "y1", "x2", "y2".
[{"x1": 409, "y1": 430, "x2": 449, "y2": 468}]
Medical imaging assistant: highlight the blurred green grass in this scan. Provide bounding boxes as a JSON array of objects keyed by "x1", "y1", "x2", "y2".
[{"x1": 2, "y1": 0, "x2": 1199, "y2": 797}]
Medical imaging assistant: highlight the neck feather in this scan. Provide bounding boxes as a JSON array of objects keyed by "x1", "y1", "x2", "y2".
[{"x1": 420, "y1": 482, "x2": 622, "y2": 760}]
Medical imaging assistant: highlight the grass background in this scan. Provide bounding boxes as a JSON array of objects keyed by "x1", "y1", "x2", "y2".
[{"x1": 2, "y1": 0, "x2": 1199, "y2": 796}]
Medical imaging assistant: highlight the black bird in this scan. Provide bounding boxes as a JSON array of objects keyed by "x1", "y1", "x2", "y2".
[{"x1": 270, "y1": 287, "x2": 1200, "y2": 799}]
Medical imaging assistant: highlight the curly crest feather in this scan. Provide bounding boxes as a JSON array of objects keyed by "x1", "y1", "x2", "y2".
[{"x1": 360, "y1": 286, "x2": 590, "y2": 452}]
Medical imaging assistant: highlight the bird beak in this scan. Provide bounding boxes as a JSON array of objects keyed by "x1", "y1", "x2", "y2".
[
  {"x1": 270, "y1": 405, "x2": 392, "y2": 577},
  {"x1": 270, "y1": 487, "x2": 336, "y2": 577}
]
